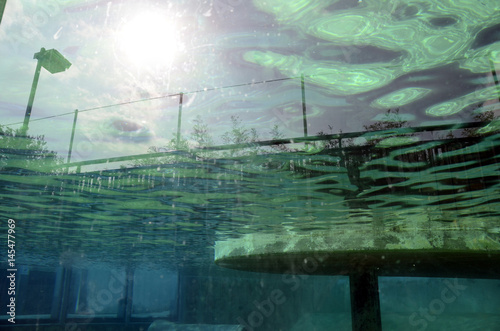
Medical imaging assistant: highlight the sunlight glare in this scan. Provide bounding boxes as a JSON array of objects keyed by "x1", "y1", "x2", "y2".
[{"x1": 117, "y1": 12, "x2": 182, "y2": 68}]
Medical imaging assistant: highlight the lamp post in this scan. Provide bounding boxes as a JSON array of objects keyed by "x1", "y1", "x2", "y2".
[
  {"x1": 176, "y1": 92, "x2": 183, "y2": 148},
  {"x1": 301, "y1": 74, "x2": 308, "y2": 138},
  {"x1": 21, "y1": 47, "x2": 71, "y2": 134},
  {"x1": 0, "y1": 0, "x2": 6, "y2": 26}
]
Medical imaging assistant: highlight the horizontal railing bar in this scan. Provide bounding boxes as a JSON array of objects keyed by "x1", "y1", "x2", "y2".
[{"x1": 59, "y1": 121, "x2": 493, "y2": 169}]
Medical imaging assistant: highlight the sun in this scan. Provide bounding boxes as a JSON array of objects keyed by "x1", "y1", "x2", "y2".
[{"x1": 116, "y1": 11, "x2": 182, "y2": 68}]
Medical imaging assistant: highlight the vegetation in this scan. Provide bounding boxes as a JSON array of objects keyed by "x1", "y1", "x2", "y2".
[
  {"x1": 191, "y1": 115, "x2": 214, "y2": 147},
  {"x1": 132, "y1": 115, "x2": 268, "y2": 166},
  {"x1": 130, "y1": 103, "x2": 500, "y2": 168},
  {"x1": 220, "y1": 116, "x2": 260, "y2": 157},
  {"x1": 361, "y1": 108, "x2": 414, "y2": 147},
  {"x1": 0, "y1": 125, "x2": 62, "y2": 173},
  {"x1": 463, "y1": 109, "x2": 496, "y2": 137}
]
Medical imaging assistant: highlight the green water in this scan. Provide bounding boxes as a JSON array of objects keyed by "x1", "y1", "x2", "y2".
[
  {"x1": 2, "y1": 1, "x2": 500, "y2": 330},
  {"x1": 0, "y1": 0, "x2": 499, "y2": 270},
  {"x1": 1, "y1": 128, "x2": 499, "y2": 269}
]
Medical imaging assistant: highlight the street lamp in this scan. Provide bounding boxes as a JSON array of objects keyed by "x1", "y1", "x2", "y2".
[
  {"x1": 0, "y1": 0, "x2": 7, "y2": 26},
  {"x1": 21, "y1": 47, "x2": 71, "y2": 134}
]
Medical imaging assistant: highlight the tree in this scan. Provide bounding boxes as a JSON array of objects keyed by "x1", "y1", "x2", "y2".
[
  {"x1": 362, "y1": 108, "x2": 412, "y2": 146},
  {"x1": 0, "y1": 125, "x2": 62, "y2": 173}
]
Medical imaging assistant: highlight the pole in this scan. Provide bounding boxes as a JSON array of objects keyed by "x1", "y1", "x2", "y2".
[
  {"x1": 67, "y1": 109, "x2": 79, "y2": 164},
  {"x1": 301, "y1": 74, "x2": 308, "y2": 137},
  {"x1": 22, "y1": 48, "x2": 45, "y2": 134},
  {"x1": 349, "y1": 271, "x2": 382, "y2": 331},
  {"x1": 0, "y1": 0, "x2": 7, "y2": 26},
  {"x1": 490, "y1": 55, "x2": 500, "y2": 101},
  {"x1": 176, "y1": 92, "x2": 183, "y2": 148}
]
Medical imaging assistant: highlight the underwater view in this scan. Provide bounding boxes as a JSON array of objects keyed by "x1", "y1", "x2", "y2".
[{"x1": 1, "y1": 0, "x2": 500, "y2": 330}]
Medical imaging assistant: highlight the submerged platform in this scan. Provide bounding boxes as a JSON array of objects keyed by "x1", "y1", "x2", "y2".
[
  {"x1": 215, "y1": 248, "x2": 500, "y2": 278},
  {"x1": 215, "y1": 229, "x2": 500, "y2": 331},
  {"x1": 215, "y1": 228, "x2": 500, "y2": 278}
]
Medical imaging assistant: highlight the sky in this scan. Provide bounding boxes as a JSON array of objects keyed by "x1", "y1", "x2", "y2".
[{"x1": 0, "y1": 0, "x2": 499, "y2": 164}]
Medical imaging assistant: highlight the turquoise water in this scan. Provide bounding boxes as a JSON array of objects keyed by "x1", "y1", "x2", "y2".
[
  {"x1": 1, "y1": 128, "x2": 499, "y2": 269},
  {"x1": 1, "y1": 0, "x2": 500, "y2": 329}
]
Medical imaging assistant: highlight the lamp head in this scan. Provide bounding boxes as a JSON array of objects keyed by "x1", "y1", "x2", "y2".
[{"x1": 35, "y1": 48, "x2": 72, "y2": 74}]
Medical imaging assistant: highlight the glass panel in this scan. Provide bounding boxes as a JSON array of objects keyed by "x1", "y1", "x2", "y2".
[
  {"x1": 132, "y1": 268, "x2": 177, "y2": 319},
  {"x1": 379, "y1": 277, "x2": 500, "y2": 331},
  {"x1": 0, "y1": 0, "x2": 499, "y2": 330},
  {"x1": 178, "y1": 270, "x2": 350, "y2": 330},
  {"x1": 67, "y1": 266, "x2": 126, "y2": 318},
  {"x1": 0, "y1": 265, "x2": 59, "y2": 320}
]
